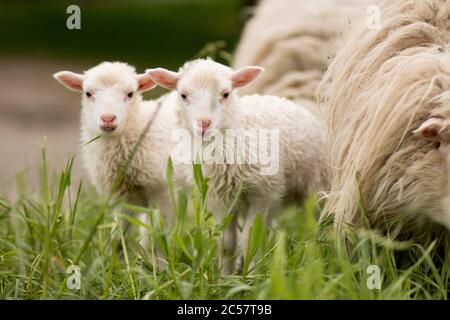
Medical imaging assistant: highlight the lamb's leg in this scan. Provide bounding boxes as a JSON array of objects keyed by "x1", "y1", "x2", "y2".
[
  {"x1": 144, "y1": 189, "x2": 176, "y2": 270},
  {"x1": 124, "y1": 188, "x2": 149, "y2": 246},
  {"x1": 134, "y1": 210, "x2": 170, "y2": 270},
  {"x1": 114, "y1": 188, "x2": 170, "y2": 271},
  {"x1": 108, "y1": 189, "x2": 147, "y2": 258},
  {"x1": 137, "y1": 211, "x2": 150, "y2": 249},
  {"x1": 208, "y1": 198, "x2": 240, "y2": 274},
  {"x1": 236, "y1": 196, "x2": 281, "y2": 272},
  {"x1": 222, "y1": 214, "x2": 239, "y2": 274}
]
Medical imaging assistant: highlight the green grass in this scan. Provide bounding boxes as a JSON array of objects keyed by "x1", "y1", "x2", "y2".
[
  {"x1": 1, "y1": 0, "x2": 448, "y2": 301},
  {"x1": 0, "y1": 145, "x2": 449, "y2": 300}
]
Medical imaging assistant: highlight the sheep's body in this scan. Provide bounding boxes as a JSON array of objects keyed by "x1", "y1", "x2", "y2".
[
  {"x1": 201, "y1": 94, "x2": 328, "y2": 210},
  {"x1": 81, "y1": 96, "x2": 182, "y2": 218},
  {"x1": 195, "y1": 94, "x2": 328, "y2": 271},
  {"x1": 320, "y1": 0, "x2": 450, "y2": 245},
  {"x1": 233, "y1": 0, "x2": 370, "y2": 111},
  {"x1": 203, "y1": 94, "x2": 328, "y2": 269}
]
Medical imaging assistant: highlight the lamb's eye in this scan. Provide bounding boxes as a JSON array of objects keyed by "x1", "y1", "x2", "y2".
[
  {"x1": 181, "y1": 93, "x2": 187, "y2": 100},
  {"x1": 127, "y1": 92, "x2": 133, "y2": 98},
  {"x1": 86, "y1": 92, "x2": 92, "y2": 98},
  {"x1": 222, "y1": 92, "x2": 230, "y2": 99}
]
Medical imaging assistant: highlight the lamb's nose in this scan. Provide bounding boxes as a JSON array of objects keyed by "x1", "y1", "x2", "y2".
[
  {"x1": 101, "y1": 114, "x2": 116, "y2": 123},
  {"x1": 197, "y1": 119, "x2": 211, "y2": 130}
]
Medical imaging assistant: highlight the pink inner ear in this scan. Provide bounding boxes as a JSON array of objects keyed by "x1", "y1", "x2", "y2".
[
  {"x1": 149, "y1": 70, "x2": 177, "y2": 89},
  {"x1": 232, "y1": 68, "x2": 262, "y2": 88},
  {"x1": 413, "y1": 118, "x2": 443, "y2": 140},
  {"x1": 420, "y1": 124, "x2": 440, "y2": 139},
  {"x1": 138, "y1": 76, "x2": 156, "y2": 92},
  {"x1": 60, "y1": 74, "x2": 83, "y2": 91}
]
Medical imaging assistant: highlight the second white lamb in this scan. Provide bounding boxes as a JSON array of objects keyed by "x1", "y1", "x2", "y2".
[{"x1": 147, "y1": 59, "x2": 329, "y2": 271}]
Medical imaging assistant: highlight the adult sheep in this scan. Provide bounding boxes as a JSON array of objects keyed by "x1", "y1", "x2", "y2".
[
  {"x1": 233, "y1": 0, "x2": 370, "y2": 114},
  {"x1": 320, "y1": 0, "x2": 450, "y2": 246}
]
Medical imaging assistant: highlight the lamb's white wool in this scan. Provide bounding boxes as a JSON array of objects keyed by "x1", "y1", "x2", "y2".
[
  {"x1": 319, "y1": 0, "x2": 450, "y2": 246},
  {"x1": 53, "y1": 62, "x2": 185, "y2": 227},
  {"x1": 147, "y1": 59, "x2": 329, "y2": 271},
  {"x1": 233, "y1": 0, "x2": 370, "y2": 109}
]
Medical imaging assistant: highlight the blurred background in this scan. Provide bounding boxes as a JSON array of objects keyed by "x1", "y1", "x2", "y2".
[{"x1": 0, "y1": 0, "x2": 253, "y2": 195}]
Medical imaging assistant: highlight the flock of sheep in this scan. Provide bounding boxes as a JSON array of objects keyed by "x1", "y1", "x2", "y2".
[{"x1": 53, "y1": 0, "x2": 450, "y2": 271}]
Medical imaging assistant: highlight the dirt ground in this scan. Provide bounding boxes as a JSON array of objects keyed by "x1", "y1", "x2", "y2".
[{"x1": 0, "y1": 57, "x2": 89, "y2": 197}]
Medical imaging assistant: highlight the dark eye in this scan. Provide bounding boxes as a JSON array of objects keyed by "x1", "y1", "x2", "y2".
[
  {"x1": 222, "y1": 92, "x2": 229, "y2": 99},
  {"x1": 127, "y1": 92, "x2": 133, "y2": 98},
  {"x1": 181, "y1": 93, "x2": 187, "y2": 100},
  {"x1": 86, "y1": 92, "x2": 92, "y2": 98}
]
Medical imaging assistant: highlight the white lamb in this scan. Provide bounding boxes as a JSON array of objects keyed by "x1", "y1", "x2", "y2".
[
  {"x1": 53, "y1": 62, "x2": 185, "y2": 243},
  {"x1": 147, "y1": 59, "x2": 329, "y2": 271}
]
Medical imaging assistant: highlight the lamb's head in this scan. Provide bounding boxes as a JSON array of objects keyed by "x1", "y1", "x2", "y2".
[
  {"x1": 53, "y1": 62, "x2": 156, "y2": 137},
  {"x1": 414, "y1": 115, "x2": 450, "y2": 230},
  {"x1": 146, "y1": 59, "x2": 263, "y2": 137}
]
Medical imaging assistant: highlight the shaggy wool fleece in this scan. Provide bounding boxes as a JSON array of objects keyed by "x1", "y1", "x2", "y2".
[
  {"x1": 233, "y1": 0, "x2": 370, "y2": 116},
  {"x1": 320, "y1": 0, "x2": 450, "y2": 247}
]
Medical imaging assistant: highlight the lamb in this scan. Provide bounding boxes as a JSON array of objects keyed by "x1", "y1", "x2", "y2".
[
  {"x1": 147, "y1": 59, "x2": 329, "y2": 271},
  {"x1": 53, "y1": 62, "x2": 186, "y2": 243},
  {"x1": 233, "y1": 0, "x2": 371, "y2": 117},
  {"x1": 319, "y1": 0, "x2": 450, "y2": 246}
]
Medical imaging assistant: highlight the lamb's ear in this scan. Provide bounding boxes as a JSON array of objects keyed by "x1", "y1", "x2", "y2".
[
  {"x1": 145, "y1": 68, "x2": 179, "y2": 90},
  {"x1": 413, "y1": 118, "x2": 444, "y2": 140},
  {"x1": 136, "y1": 73, "x2": 157, "y2": 92},
  {"x1": 53, "y1": 71, "x2": 84, "y2": 92},
  {"x1": 231, "y1": 66, "x2": 264, "y2": 88}
]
